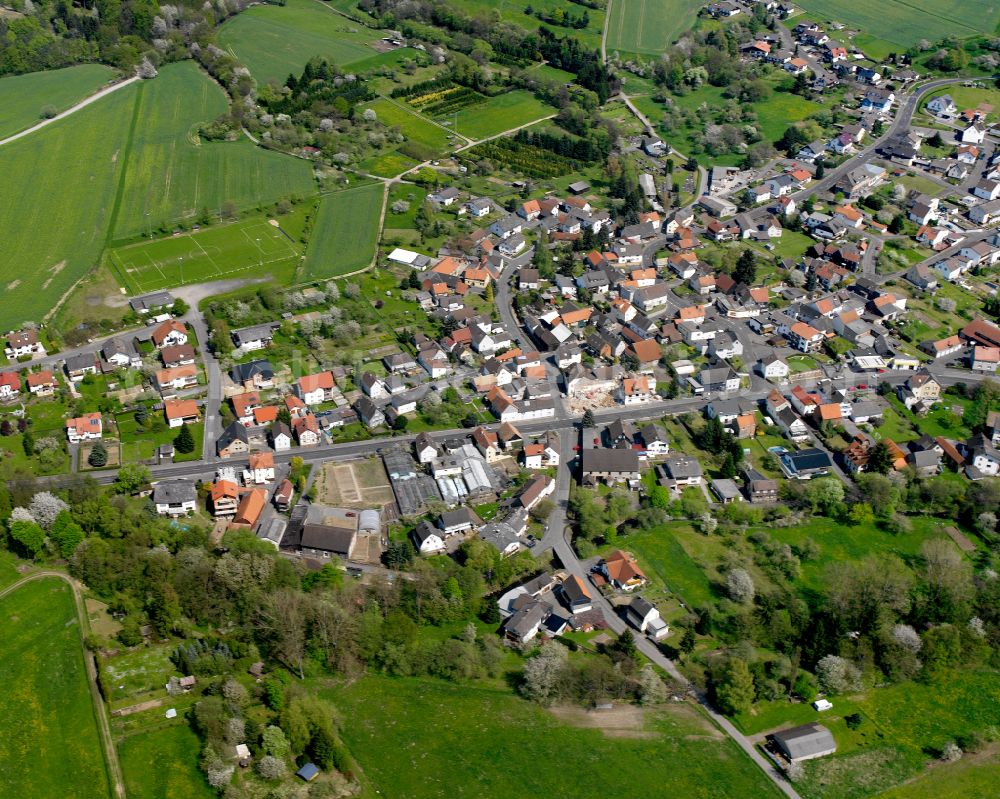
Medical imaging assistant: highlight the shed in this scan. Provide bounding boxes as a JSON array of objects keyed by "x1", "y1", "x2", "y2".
[
  {"x1": 772, "y1": 723, "x2": 837, "y2": 762},
  {"x1": 296, "y1": 763, "x2": 320, "y2": 782}
]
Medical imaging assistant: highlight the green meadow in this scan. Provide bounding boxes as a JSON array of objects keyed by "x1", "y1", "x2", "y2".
[
  {"x1": 0, "y1": 578, "x2": 111, "y2": 799},
  {"x1": 304, "y1": 184, "x2": 385, "y2": 279},
  {"x1": 0, "y1": 64, "x2": 116, "y2": 139}
]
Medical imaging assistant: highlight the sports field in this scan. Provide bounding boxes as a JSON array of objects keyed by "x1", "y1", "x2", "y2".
[
  {"x1": 303, "y1": 184, "x2": 384, "y2": 279},
  {"x1": 0, "y1": 578, "x2": 112, "y2": 799},
  {"x1": 0, "y1": 80, "x2": 136, "y2": 327},
  {"x1": 605, "y1": 0, "x2": 702, "y2": 55},
  {"x1": 795, "y1": 0, "x2": 999, "y2": 50},
  {"x1": 452, "y1": 91, "x2": 555, "y2": 140},
  {"x1": 218, "y1": 0, "x2": 377, "y2": 84},
  {"x1": 109, "y1": 215, "x2": 303, "y2": 293},
  {"x1": 0, "y1": 64, "x2": 116, "y2": 139},
  {"x1": 113, "y1": 62, "x2": 315, "y2": 238}
]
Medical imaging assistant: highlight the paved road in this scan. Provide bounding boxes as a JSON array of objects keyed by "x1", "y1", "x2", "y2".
[
  {"x1": 543, "y1": 440, "x2": 802, "y2": 799},
  {"x1": 0, "y1": 572, "x2": 126, "y2": 799}
]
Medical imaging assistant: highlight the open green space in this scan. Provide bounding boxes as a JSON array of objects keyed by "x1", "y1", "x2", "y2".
[
  {"x1": 328, "y1": 675, "x2": 784, "y2": 798},
  {"x1": 606, "y1": 0, "x2": 702, "y2": 55},
  {"x1": 108, "y1": 209, "x2": 306, "y2": 293},
  {"x1": 451, "y1": 0, "x2": 606, "y2": 50},
  {"x1": 794, "y1": 0, "x2": 998, "y2": 51},
  {"x1": 874, "y1": 755, "x2": 1000, "y2": 798},
  {"x1": 118, "y1": 722, "x2": 214, "y2": 799},
  {"x1": 359, "y1": 149, "x2": 420, "y2": 178},
  {"x1": 100, "y1": 644, "x2": 177, "y2": 706},
  {"x1": 113, "y1": 62, "x2": 315, "y2": 238},
  {"x1": 0, "y1": 79, "x2": 136, "y2": 327},
  {"x1": 0, "y1": 64, "x2": 116, "y2": 139},
  {"x1": 923, "y1": 85, "x2": 1000, "y2": 122},
  {"x1": 0, "y1": 578, "x2": 111, "y2": 799},
  {"x1": 453, "y1": 91, "x2": 555, "y2": 140},
  {"x1": 116, "y1": 415, "x2": 206, "y2": 464},
  {"x1": 365, "y1": 97, "x2": 453, "y2": 153},
  {"x1": 217, "y1": 0, "x2": 378, "y2": 84},
  {"x1": 621, "y1": 523, "x2": 716, "y2": 606},
  {"x1": 303, "y1": 184, "x2": 385, "y2": 279}
]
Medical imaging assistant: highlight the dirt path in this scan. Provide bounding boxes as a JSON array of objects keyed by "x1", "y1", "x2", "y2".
[
  {"x1": 0, "y1": 76, "x2": 140, "y2": 148},
  {"x1": 1, "y1": 572, "x2": 127, "y2": 799}
]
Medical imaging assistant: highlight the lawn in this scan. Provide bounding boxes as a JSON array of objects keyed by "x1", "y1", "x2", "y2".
[
  {"x1": 875, "y1": 755, "x2": 1000, "y2": 798},
  {"x1": 217, "y1": 0, "x2": 378, "y2": 85},
  {"x1": 0, "y1": 78, "x2": 136, "y2": 327},
  {"x1": 922, "y1": 86, "x2": 1000, "y2": 122},
  {"x1": 116, "y1": 416, "x2": 206, "y2": 464},
  {"x1": 358, "y1": 150, "x2": 420, "y2": 178},
  {"x1": 100, "y1": 644, "x2": 178, "y2": 706},
  {"x1": 0, "y1": 64, "x2": 116, "y2": 139},
  {"x1": 606, "y1": 0, "x2": 703, "y2": 56},
  {"x1": 108, "y1": 208, "x2": 306, "y2": 293},
  {"x1": 113, "y1": 62, "x2": 316, "y2": 238},
  {"x1": 303, "y1": 184, "x2": 385, "y2": 279},
  {"x1": 765, "y1": 517, "x2": 962, "y2": 595},
  {"x1": 117, "y1": 722, "x2": 214, "y2": 799},
  {"x1": 794, "y1": 0, "x2": 997, "y2": 51},
  {"x1": 327, "y1": 675, "x2": 784, "y2": 799},
  {"x1": 452, "y1": 91, "x2": 555, "y2": 140},
  {"x1": 364, "y1": 97, "x2": 453, "y2": 153},
  {"x1": 621, "y1": 522, "x2": 716, "y2": 606},
  {"x1": 0, "y1": 578, "x2": 111, "y2": 799},
  {"x1": 384, "y1": 183, "x2": 428, "y2": 229}
]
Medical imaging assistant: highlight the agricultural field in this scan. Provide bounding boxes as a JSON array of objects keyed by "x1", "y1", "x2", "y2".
[
  {"x1": 327, "y1": 675, "x2": 785, "y2": 799},
  {"x1": 452, "y1": 91, "x2": 555, "y2": 140},
  {"x1": 0, "y1": 578, "x2": 111, "y2": 799},
  {"x1": 358, "y1": 150, "x2": 420, "y2": 178},
  {"x1": 217, "y1": 0, "x2": 378, "y2": 84},
  {"x1": 108, "y1": 210, "x2": 306, "y2": 293},
  {"x1": 303, "y1": 184, "x2": 384, "y2": 279},
  {"x1": 113, "y1": 62, "x2": 316, "y2": 238},
  {"x1": 794, "y1": 0, "x2": 998, "y2": 52},
  {"x1": 117, "y1": 721, "x2": 214, "y2": 799},
  {"x1": 364, "y1": 97, "x2": 454, "y2": 154},
  {"x1": 0, "y1": 64, "x2": 116, "y2": 139},
  {"x1": 0, "y1": 79, "x2": 136, "y2": 327},
  {"x1": 605, "y1": 0, "x2": 703, "y2": 55}
]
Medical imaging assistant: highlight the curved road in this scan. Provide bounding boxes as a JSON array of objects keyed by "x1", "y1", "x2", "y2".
[{"x1": 0, "y1": 572, "x2": 126, "y2": 799}]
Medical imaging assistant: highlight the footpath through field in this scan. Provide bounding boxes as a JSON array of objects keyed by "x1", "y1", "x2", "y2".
[
  {"x1": 0, "y1": 76, "x2": 140, "y2": 149},
  {"x1": 0, "y1": 572, "x2": 126, "y2": 799}
]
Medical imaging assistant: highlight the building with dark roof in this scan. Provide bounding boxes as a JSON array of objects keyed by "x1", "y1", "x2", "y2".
[
  {"x1": 580, "y1": 448, "x2": 641, "y2": 485},
  {"x1": 779, "y1": 447, "x2": 832, "y2": 479},
  {"x1": 772, "y1": 723, "x2": 837, "y2": 762}
]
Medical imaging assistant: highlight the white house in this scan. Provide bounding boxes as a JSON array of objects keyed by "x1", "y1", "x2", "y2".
[
  {"x1": 625, "y1": 596, "x2": 669, "y2": 640},
  {"x1": 757, "y1": 355, "x2": 789, "y2": 381},
  {"x1": 244, "y1": 452, "x2": 276, "y2": 484},
  {"x1": 926, "y1": 94, "x2": 957, "y2": 116},
  {"x1": 65, "y1": 412, "x2": 103, "y2": 443},
  {"x1": 153, "y1": 481, "x2": 197, "y2": 517}
]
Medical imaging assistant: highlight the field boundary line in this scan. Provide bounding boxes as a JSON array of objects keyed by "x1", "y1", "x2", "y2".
[
  {"x1": 105, "y1": 80, "x2": 145, "y2": 245},
  {"x1": 0, "y1": 572, "x2": 126, "y2": 799}
]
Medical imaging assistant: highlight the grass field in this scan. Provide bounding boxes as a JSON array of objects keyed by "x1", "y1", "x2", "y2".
[
  {"x1": 923, "y1": 86, "x2": 1000, "y2": 122},
  {"x1": 0, "y1": 64, "x2": 116, "y2": 139},
  {"x1": 452, "y1": 91, "x2": 555, "y2": 140},
  {"x1": 0, "y1": 578, "x2": 111, "y2": 799},
  {"x1": 109, "y1": 213, "x2": 303, "y2": 293},
  {"x1": 217, "y1": 0, "x2": 378, "y2": 84},
  {"x1": 794, "y1": 0, "x2": 999, "y2": 51},
  {"x1": 875, "y1": 754, "x2": 1000, "y2": 798},
  {"x1": 606, "y1": 0, "x2": 702, "y2": 55},
  {"x1": 328, "y1": 675, "x2": 784, "y2": 798},
  {"x1": 303, "y1": 184, "x2": 384, "y2": 279},
  {"x1": 118, "y1": 722, "x2": 214, "y2": 799},
  {"x1": 359, "y1": 150, "x2": 419, "y2": 178},
  {"x1": 452, "y1": 0, "x2": 606, "y2": 49},
  {"x1": 621, "y1": 523, "x2": 716, "y2": 606},
  {"x1": 365, "y1": 97, "x2": 454, "y2": 152},
  {"x1": 0, "y1": 79, "x2": 136, "y2": 327},
  {"x1": 113, "y1": 62, "x2": 315, "y2": 238}
]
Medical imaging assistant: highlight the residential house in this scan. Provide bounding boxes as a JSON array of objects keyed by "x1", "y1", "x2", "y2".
[
  {"x1": 297, "y1": 372, "x2": 335, "y2": 405},
  {"x1": 600, "y1": 550, "x2": 647, "y2": 591},
  {"x1": 270, "y1": 421, "x2": 292, "y2": 451},
  {"x1": 163, "y1": 398, "x2": 199, "y2": 428},
  {"x1": 26, "y1": 370, "x2": 57, "y2": 396},
  {"x1": 65, "y1": 412, "x2": 102, "y2": 443},
  {"x1": 5, "y1": 328, "x2": 45, "y2": 359},
  {"x1": 217, "y1": 421, "x2": 250, "y2": 458},
  {"x1": 625, "y1": 596, "x2": 669, "y2": 640},
  {"x1": 150, "y1": 319, "x2": 188, "y2": 349},
  {"x1": 153, "y1": 480, "x2": 197, "y2": 517}
]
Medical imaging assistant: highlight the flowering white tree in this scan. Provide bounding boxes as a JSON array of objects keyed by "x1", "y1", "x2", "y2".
[
  {"x1": 816, "y1": 655, "x2": 862, "y2": 694},
  {"x1": 891, "y1": 624, "x2": 922, "y2": 654},
  {"x1": 727, "y1": 569, "x2": 755, "y2": 604},
  {"x1": 29, "y1": 492, "x2": 69, "y2": 530}
]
